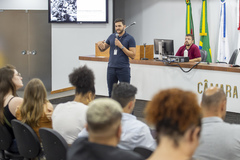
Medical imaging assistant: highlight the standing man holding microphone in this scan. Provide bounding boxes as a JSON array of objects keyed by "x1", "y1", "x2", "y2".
[{"x1": 97, "y1": 18, "x2": 136, "y2": 97}]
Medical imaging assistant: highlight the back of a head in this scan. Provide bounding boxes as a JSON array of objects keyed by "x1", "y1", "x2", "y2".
[
  {"x1": 23, "y1": 78, "x2": 47, "y2": 103},
  {"x1": 201, "y1": 87, "x2": 226, "y2": 111},
  {"x1": 111, "y1": 82, "x2": 137, "y2": 108},
  {"x1": 20, "y1": 78, "x2": 47, "y2": 128},
  {"x1": 144, "y1": 88, "x2": 201, "y2": 145},
  {"x1": 87, "y1": 98, "x2": 122, "y2": 136},
  {"x1": 69, "y1": 65, "x2": 95, "y2": 95}
]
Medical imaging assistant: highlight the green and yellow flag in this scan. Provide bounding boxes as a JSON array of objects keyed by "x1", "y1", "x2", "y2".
[
  {"x1": 199, "y1": 0, "x2": 212, "y2": 62},
  {"x1": 186, "y1": 0, "x2": 195, "y2": 41}
]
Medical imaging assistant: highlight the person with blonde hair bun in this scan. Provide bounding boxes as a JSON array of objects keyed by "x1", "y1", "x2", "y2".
[
  {"x1": 16, "y1": 78, "x2": 53, "y2": 138},
  {"x1": 144, "y1": 88, "x2": 202, "y2": 160}
]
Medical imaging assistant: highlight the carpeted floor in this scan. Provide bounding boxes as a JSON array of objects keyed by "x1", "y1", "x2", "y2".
[{"x1": 49, "y1": 95, "x2": 240, "y2": 124}]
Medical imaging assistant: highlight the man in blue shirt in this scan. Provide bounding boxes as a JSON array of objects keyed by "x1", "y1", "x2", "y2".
[
  {"x1": 97, "y1": 18, "x2": 136, "y2": 97},
  {"x1": 78, "y1": 82, "x2": 156, "y2": 151}
]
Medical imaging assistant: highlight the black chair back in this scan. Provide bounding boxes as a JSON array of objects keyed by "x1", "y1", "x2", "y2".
[
  {"x1": 0, "y1": 125, "x2": 12, "y2": 150},
  {"x1": 229, "y1": 49, "x2": 239, "y2": 64},
  {"x1": 133, "y1": 147, "x2": 153, "y2": 159},
  {"x1": 200, "y1": 50, "x2": 207, "y2": 62},
  {"x1": 39, "y1": 128, "x2": 68, "y2": 160},
  {"x1": 0, "y1": 124, "x2": 23, "y2": 160},
  {"x1": 11, "y1": 119, "x2": 41, "y2": 159}
]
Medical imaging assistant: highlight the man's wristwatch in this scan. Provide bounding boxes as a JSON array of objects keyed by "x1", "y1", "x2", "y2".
[{"x1": 121, "y1": 45, "x2": 125, "y2": 50}]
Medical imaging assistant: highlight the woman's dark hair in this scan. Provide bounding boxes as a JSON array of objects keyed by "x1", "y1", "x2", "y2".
[
  {"x1": 0, "y1": 64, "x2": 16, "y2": 124},
  {"x1": 69, "y1": 65, "x2": 95, "y2": 95}
]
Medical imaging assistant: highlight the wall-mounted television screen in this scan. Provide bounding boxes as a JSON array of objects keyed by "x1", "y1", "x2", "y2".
[{"x1": 49, "y1": 0, "x2": 108, "y2": 23}]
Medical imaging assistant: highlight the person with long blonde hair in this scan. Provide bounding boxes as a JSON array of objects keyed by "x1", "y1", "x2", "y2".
[
  {"x1": 16, "y1": 78, "x2": 53, "y2": 138},
  {"x1": 0, "y1": 64, "x2": 23, "y2": 153}
]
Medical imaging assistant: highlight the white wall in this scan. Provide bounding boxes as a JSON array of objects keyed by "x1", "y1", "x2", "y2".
[
  {"x1": 0, "y1": 0, "x2": 48, "y2": 10},
  {"x1": 51, "y1": 0, "x2": 113, "y2": 91},
  {"x1": 115, "y1": 0, "x2": 238, "y2": 62},
  {"x1": 0, "y1": 0, "x2": 113, "y2": 92},
  {"x1": 1, "y1": 0, "x2": 238, "y2": 92}
]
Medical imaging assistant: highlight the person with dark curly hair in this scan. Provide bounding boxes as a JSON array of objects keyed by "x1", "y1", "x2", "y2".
[
  {"x1": 52, "y1": 65, "x2": 95, "y2": 145},
  {"x1": 144, "y1": 88, "x2": 202, "y2": 160}
]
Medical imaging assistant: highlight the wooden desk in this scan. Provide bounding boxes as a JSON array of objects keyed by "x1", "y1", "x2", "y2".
[{"x1": 79, "y1": 56, "x2": 240, "y2": 113}]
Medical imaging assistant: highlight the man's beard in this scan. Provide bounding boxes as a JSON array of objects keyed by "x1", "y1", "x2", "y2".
[{"x1": 117, "y1": 28, "x2": 124, "y2": 35}]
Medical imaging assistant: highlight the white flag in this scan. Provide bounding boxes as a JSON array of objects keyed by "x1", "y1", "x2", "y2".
[{"x1": 217, "y1": 0, "x2": 230, "y2": 62}]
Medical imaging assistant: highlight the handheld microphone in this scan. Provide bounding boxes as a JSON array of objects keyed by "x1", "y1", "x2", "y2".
[
  {"x1": 115, "y1": 33, "x2": 119, "y2": 49},
  {"x1": 125, "y1": 22, "x2": 136, "y2": 30}
]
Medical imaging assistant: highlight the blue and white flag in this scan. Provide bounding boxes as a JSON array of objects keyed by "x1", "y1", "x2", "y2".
[{"x1": 217, "y1": 0, "x2": 230, "y2": 62}]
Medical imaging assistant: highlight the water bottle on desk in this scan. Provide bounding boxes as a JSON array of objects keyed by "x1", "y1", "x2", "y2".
[
  {"x1": 158, "y1": 41, "x2": 163, "y2": 60},
  {"x1": 184, "y1": 49, "x2": 188, "y2": 57}
]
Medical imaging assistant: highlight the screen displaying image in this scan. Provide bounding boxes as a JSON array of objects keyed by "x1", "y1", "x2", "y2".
[{"x1": 49, "y1": 0, "x2": 108, "y2": 23}]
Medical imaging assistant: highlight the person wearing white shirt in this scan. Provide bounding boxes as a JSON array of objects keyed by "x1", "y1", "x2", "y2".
[
  {"x1": 78, "y1": 82, "x2": 156, "y2": 150},
  {"x1": 52, "y1": 66, "x2": 95, "y2": 145}
]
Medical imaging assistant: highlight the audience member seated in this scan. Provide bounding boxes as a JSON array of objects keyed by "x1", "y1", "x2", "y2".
[
  {"x1": 144, "y1": 88, "x2": 202, "y2": 160},
  {"x1": 52, "y1": 65, "x2": 95, "y2": 145},
  {"x1": 15, "y1": 78, "x2": 53, "y2": 138},
  {"x1": 0, "y1": 64, "x2": 23, "y2": 153},
  {"x1": 79, "y1": 82, "x2": 156, "y2": 150},
  {"x1": 193, "y1": 87, "x2": 240, "y2": 160},
  {"x1": 67, "y1": 98, "x2": 144, "y2": 160}
]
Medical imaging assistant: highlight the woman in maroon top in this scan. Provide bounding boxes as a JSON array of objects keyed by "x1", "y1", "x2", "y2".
[{"x1": 0, "y1": 64, "x2": 23, "y2": 153}]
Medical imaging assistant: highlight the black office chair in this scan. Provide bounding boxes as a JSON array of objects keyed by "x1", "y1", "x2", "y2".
[
  {"x1": 39, "y1": 128, "x2": 68, "y2": 160},
  {"x1": 0, "y1": 124, "x2": 24, "y2": 160},
  {"x1": 200, "y1": 50, "x2": 207, "y2": 62},
  {"x1": 229, "y1": 49, "x2": 239, "y2": 64},
  {"x1": 11, "y1": 119, "x2": 42, "y2": 160},
  {"x1": 216, "y1": 49, "x2": 239, "y2": 64},
  {"x1": 133, "y1": 147, "x2": 153, "y2": 159}
]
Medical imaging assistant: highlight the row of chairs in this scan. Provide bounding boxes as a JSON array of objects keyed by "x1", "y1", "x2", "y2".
[
  {"x1": 200, "y1": 49, "x2": 239, "y2": 64},
  {"x1": 0, "y1": 120, "x2": 153, "y2": 160},
  {"x1": 0, "y1": 119, "x2": 68, "y2": 160}
]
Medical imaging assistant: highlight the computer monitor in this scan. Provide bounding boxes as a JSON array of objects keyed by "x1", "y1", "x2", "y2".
[{"x1": 154, "y1": 39, "x2": 174, "y2": 56}]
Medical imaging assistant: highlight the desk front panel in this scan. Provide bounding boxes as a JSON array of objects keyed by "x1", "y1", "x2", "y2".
[{"x1": 79, "y1": 56, "x2": 240, "y2": 113}]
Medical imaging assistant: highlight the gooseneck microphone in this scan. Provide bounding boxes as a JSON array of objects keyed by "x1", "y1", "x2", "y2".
[{"x1": 125, "y1": 22, "x2": 136, "y2": 30}]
